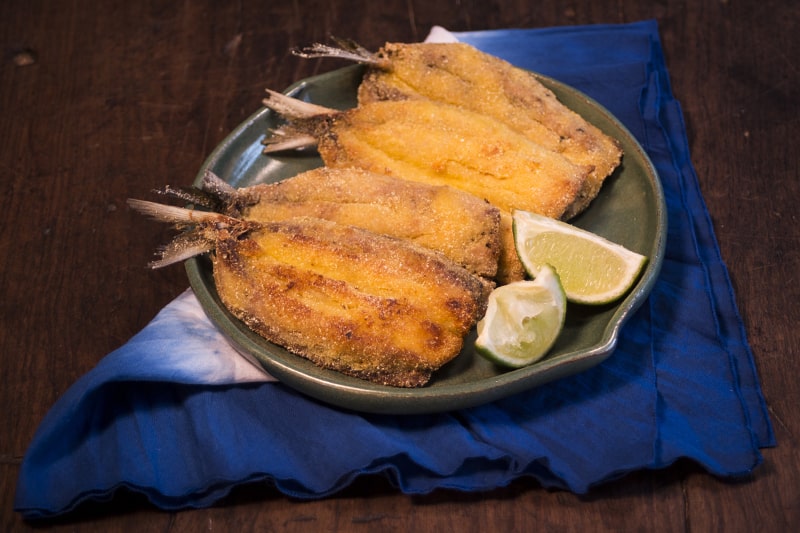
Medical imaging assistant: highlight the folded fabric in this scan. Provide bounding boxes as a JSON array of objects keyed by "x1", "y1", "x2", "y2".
[{"x1": 15, "y1": 20, "x2": 774, "y2": 520}]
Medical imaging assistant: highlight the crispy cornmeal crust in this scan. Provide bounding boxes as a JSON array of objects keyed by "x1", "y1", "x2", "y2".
[
  {"x1": 307, "y1": 99, "x2": 589, "y2": 283},
  {"x1": 260, "y1": 93, "x2": 590, "y2": 283},
  {"x1": 212, "y1": 216, "x2": 489, "y2": 387},
  {"x1": 316, "y1": 99, "x2": 588, "y2": 219},
  {"x1": 239, "y1": 167, "x2": 501, "y2": 279},
  {"x1": 358, "y1": 42, "x2": 623, "y2": 219},
  {"x1": 277, "y1": 41, "x2": 623, "y2": 282}
]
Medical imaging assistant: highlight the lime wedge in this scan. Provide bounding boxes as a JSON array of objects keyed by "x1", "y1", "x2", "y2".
[
  {"x1": 475, "y1": 265, "x2": 566, "y2": 368},
  {"x1": 512, "y1": 210, "x2": 648, "y2": 305}
]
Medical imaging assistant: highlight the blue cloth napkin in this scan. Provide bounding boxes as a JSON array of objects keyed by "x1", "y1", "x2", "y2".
[{"x1": 15, "y1": 20, "x2": 774, "y2": 519}]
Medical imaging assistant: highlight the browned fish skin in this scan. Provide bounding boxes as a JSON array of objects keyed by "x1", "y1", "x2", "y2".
[
  {"x1": 315, "y1": 99, "x2": 587, "y2": 219},
  {"x1": 357, "y1": 42, "x2": 623, "y2": 218},
  {"x1": 260, "y1": 91, "x2": 590, "y2": 283},
  {"x1": 316, "y1": 99, "x2": 589, "y2": 284},
  {"x1": 238, "y1": 167, "x2": 501, "y2": 279},
  {"x1": 213, "y1": 216, "x2": 489, "y2": 387},
  {"x1": 130, "y1": 196, "x2": 490, "y2": 387},
  {"x1": 261, "y1": 92, "x2": 587, "y2": 219}
]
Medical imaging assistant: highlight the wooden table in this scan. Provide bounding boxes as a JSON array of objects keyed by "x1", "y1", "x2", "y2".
[{"x1": 2, "y1": 1, "x2": 797, "y2": 530}]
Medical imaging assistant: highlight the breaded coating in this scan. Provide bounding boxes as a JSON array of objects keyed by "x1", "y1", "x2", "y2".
[
  {"x1": 213, "y1": 216, "x2": 489, "y2": 387},
  {"x1": 321, "y1": 100, "x2": 591, "y2": 283},
  {"x1": 239, "y1": 167, "x2": 502, "y2": 279},
  {"x1": 261, "y1": 92, "x2": 590, "y2": 283},
  {"x1": 261, "y1": 93, "x2": 588, "y2": 219},
  {"x1": 129, "y1": 198, "x2": 490, "y2": 387},
  {"x1": 315, "y1": 99, "x2": 588, "y2": 219},
  {"x1": 497, "y1": 211, "x2": 526, "y2": 283},
  {"x1": 357, "y1": 42, "x2": 623, "y2": 218}
]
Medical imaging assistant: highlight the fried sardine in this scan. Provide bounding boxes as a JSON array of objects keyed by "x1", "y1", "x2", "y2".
[
  {"x1": 128, "y1": 199, "x2": 488, "y2": 387},
  {"x1": 262, "y1": 93, "x2": 587, "y2": 218},
  {"x1": 296, "y1": 40, "x2": 622, "y2": 218},
  {"x1": 261, "y1": 91, "x2": 591, "y2": 282},
  {"x1": 202, "y1": 168, "x2": 501, "y2": 279}
]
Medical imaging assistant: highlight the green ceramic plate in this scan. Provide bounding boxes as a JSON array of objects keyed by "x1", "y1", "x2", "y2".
[{"x1": 186, "y1": 65, "x2": 667, "y2": 414}]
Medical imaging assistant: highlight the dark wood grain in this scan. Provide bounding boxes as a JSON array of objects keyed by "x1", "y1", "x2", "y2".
[{"x1": 2, "y1": 0, "x2": 797, "y2": 530}]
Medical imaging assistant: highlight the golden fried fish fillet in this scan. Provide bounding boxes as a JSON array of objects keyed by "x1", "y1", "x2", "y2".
[
  {"x1": 128, "y1": 199, "x2": 489, "y2": 387},
  {"x1": 295, "y1": 40, "x2": 622, "y2": 218},
  {"x1": 261, "y1": 93, "x2": 588, "y2": 218},
  {"x1": 223, "y1": 167, "x2": 502, "y2": 279},
  {"x1": 261, "y1": 91, "x2": 590, "y2": 282}
]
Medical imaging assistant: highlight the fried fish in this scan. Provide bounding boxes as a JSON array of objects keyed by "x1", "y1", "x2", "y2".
[
  {"x1": 261, "y1": 94, "x2": 587, "y2": 219},
  {"x1": 261, "y1": 91, "x2": 591, "y2": 282},
  {"x1": 128, "y1": 199, "x2": 489, "y2": 387},
  {"x1": 295, "y1": 40, "x2": 622, "y2": 218},
  {"x1": 196, "y1": 168, "x2": 501, "y2": 280}
]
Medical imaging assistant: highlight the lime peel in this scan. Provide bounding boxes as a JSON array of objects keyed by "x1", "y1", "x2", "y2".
[
  {"x1": 475, "y1": 265, "x2": 566, "y2": 368},
  {"x1": 512, "y1": 210, "x2": 648, "y2": 305}
]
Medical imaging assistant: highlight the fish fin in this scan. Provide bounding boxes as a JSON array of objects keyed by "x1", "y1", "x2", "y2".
[
  {"x1": 292, "y1": 39, "x2": 388, "y2": 68},
  {"x1": 262, "y1": 89, "x2": 335, "y2": 119},
  {"x1": 127, "y1": 199, "x2": 224, "y2": 225},
  {"x1": 261, "y1": 126, "x2": 317, "y2": 153},
  {"x1": 149, "y1": 229, "x2": 214, "y2": 269}
]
